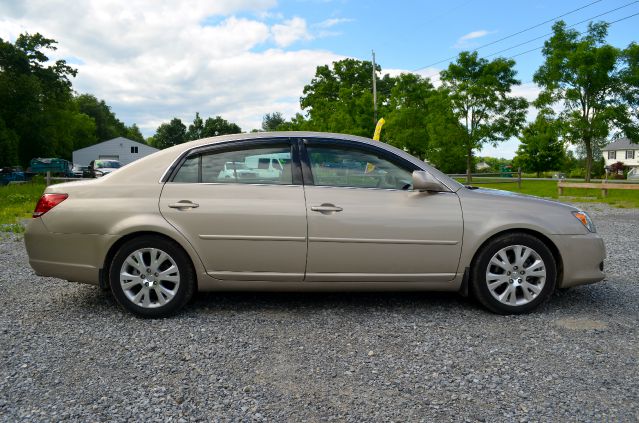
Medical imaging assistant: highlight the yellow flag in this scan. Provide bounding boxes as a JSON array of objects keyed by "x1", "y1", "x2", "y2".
[
  {"x1": 373, "y1": 118, "x2": 385, "y2": 141},
  {"x1": 365, "y1": 162, "x2": 375, "y2": 173}
]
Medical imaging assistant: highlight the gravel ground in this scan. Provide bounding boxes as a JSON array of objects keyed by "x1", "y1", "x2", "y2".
[{"x1": 0, "y1": 203, "x2": 637, "y2": 422}]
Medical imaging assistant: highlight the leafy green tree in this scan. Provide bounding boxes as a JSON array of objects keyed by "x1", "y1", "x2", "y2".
[
  {"x1": 262, "y1": 112, "x2": 286, "y2": 131},
  {"x1": 424, "y1": 92, "x2": 469, "y2": 174},
  {"x1": 201, "y1": 116, "x2": 242, "y2": 137},
  {"x1": 0, "y1": 118, "x2": 19, "y2": 166},
  {"x1": 0, "y1": 33, "x2": 83, "y2": 165},
  {"x1": 186, "y1": 112, "x2": 204, "y2": 141},
  {"x1": 74, "y1": 94, "x2": 126, "y2": 141},
  {"x1": 440, "y1": 51, "x2": 528, "y2": 182},
  {"x1": 383, "y1": 73, "x2": 435, "y2": 159},
  {"x1": 619, "y1": 42, "x2": 639, "y2": 140},
  {"x1": 152, "y1": 118, "x2": 186, "y2": 149},
  {"x1": 513, "y1": 115, "x2": 566, "y2": 177},
  {"x1": 124, "y1": 124, "x2": 145, "y2": 143},
  {"x1": 533, "y1": 21, "x2": 637, "y2": 181},
  {"x1": 277, "y1": 113, "x2": 312, "y2": 131},
  {"x1": 300, "y1": 58, "x2": 394, "y2": 137}
]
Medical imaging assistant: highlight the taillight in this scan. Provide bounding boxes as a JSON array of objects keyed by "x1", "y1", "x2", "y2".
[{"x1": 33, "y1": 194, "x2": 68, "y2": 218}]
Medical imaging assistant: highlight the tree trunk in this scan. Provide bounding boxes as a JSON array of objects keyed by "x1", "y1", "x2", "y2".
[
  {"x1": 466, "y1": 148, "x2": 473, "y2": 184},
  {"x1": 584, "y1": 138, "x2": 593, "y2": 182},
  {"x1": 537, "y1": 170, "x2": 541, "y2": 178}
]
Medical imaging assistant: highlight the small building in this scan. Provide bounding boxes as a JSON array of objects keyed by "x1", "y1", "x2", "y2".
[
  {"x1": 72, "y1": 137, "x2": 158, "y2": 167},
  {"x1": 476, "y1": 161, "x2": 491, "y2": 171},
  {"x1": 602, "y1": 138, "x2": 638, "y2": 171}
]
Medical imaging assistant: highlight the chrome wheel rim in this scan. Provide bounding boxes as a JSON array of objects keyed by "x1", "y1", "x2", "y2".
[
  {"x1": 485, "y1": 245, "x2": 546, "y2": 307},
  {"x1": 119, "y1": 248, "x2": 180, "y2": 309}
]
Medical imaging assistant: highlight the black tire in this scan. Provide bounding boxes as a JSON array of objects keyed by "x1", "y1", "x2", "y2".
[
  {"x1": 471, "y1": 233, "x2": 557, "y2": 314},
  {"x1": 109, "y1": 235, "x2": 195, "y2": 318}
]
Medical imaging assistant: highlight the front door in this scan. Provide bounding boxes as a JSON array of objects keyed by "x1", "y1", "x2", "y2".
[
  {"x1": 159, "y1": 140, "x2": 307, "y2": 282},
  {"x1": 301, "y1": 140, "x2": 463, "y2": 282}
]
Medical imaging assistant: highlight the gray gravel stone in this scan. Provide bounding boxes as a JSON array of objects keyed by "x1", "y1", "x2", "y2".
[{"x1": 0, "y1": 203, "x2": 637, "y2": 422}]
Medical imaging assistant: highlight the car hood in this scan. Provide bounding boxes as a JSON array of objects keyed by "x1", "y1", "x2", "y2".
[
  {"x1": 471, "y1": 187, "x2": 577, "y2": 209},
  {"x1": 457, "y1": 187, "x2": 589, "y2": 235}
]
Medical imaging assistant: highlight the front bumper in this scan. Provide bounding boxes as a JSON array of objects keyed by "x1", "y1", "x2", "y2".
[
  {"x1": 24, "y1": 218, "x2": 115, "y2": 285},
  {"x1": 550, "y1": 232, "x2": 606, "y2": 288}
]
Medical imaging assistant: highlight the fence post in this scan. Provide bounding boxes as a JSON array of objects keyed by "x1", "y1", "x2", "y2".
[
  {"x1": 46, "y1": 171, "x2": 51, "y2": 186},
  {"x1": 517, "y1": 167, "x2": 522, "y2": 189}
]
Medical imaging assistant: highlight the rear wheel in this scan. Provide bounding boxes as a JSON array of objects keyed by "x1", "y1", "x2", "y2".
[
  {"x1": 471, "y1": 233, "x2": 556, "y2": 314},
  {"x1": 109, "y1": 236, "x2": 195, "y2": 318}
]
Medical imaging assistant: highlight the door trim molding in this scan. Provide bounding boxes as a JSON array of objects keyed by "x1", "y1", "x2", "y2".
[
  {"x1": 308, "y1": 237, "x2": 458, "y2": 245},
  {"x1": 200, "y1": 234, "x2": 306, "y2": 242}
]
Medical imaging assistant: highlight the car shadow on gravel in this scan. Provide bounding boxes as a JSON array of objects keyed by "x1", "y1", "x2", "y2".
[
  {"x1": 188, "y1": 290, "x2": 473, "y2": 314},
  {"x1": 55, "y1": 280, "x2": 627, "y2": 320}
]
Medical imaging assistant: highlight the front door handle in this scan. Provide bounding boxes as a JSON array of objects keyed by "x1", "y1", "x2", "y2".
[
  {"x1": 168, "y1": 201, "x2": 199, "y2": 210},
  {"x1": 311, "y1": 203, "x2": 343, "y2": 214}
]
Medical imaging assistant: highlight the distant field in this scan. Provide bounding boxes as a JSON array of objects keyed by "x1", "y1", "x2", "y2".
[{"x1": 458, "y1": 178, "x2": 639, "y2": 208}]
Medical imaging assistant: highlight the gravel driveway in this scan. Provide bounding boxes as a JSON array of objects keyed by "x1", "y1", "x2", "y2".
[{"x1": 1, "y1": 203, "x2": 637, "y2": 422}]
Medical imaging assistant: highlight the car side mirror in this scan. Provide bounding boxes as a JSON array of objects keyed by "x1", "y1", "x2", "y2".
[{"x1": 412, "y1": 171, "x2": 446, "y2": 192}]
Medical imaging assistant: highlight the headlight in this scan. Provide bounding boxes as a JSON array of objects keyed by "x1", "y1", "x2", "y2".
[{"x1": 572, "y1": 211, "x2": 596, "y2": 233}]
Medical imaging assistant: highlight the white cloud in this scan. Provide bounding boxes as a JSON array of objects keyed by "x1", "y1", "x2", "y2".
[
  {"x1": 314, "y1": 18, "x2": 354, "y2": 29},
  {"x1": 454, "y1": 29, "x2": 493, "y2": 48},
  {"x1": 0, "y1": 1, "x2": 340, "y2": 134},
  {"x1": 272, "y1": 17, "x2": 312, "y2": 47}
]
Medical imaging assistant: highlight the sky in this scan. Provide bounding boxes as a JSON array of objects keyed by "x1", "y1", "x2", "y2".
[{"x1": 1, "y1": 0, "x2": 638, "y2": 158}]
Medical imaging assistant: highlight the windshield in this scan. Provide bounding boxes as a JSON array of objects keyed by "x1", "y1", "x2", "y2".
[{"x1": 96, "y1": 161, "x2": 121, "y2": 169}]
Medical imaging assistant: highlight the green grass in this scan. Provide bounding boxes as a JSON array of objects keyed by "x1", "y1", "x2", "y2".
[
  {"x1": 458, "y1": 179, "x2": 639, "y2": 208},
  {"x1": 0, "y1": 182, "x2": 46, "y2": 229}
]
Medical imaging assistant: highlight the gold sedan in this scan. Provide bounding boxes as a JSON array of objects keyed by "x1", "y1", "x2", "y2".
[{"x1": 25, "y1": 132, "x2": 606, "y2": 317}]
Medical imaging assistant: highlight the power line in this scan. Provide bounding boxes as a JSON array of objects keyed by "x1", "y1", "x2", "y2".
[
  {"x1": 413, "y1": 0, "x2": 605, "y2": 72},
  {"x1": 482, "y1": 1, "x2": 639, "y2": 60},
  {"x1": 375, "y1": 9, "x2": 639, "y2": 96}
]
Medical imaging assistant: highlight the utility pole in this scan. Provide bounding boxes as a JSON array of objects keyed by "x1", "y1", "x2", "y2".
[{"x1": 372, "y1": 49, "x2": 377, "y2": 123}]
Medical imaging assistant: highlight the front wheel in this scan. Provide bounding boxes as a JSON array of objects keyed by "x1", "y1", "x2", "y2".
[
  {"x1": 471, "y1": 233, "x2": 557, "y2": 314},
  {"x1": 109, "y1": 236, "x2": 195, "y2": 318}
]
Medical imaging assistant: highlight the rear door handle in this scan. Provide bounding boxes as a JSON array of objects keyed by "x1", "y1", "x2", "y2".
[
  {"x1": 168, "y1": 201, "x2": 199, "y2": 209},
  {"x1": 311, "y1": 203, "x2": 343, "y2": 214}
]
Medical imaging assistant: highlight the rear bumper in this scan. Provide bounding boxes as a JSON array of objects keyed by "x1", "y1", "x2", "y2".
[
  {"x1": 550, "y1": 232, "x2": 606, "y2": 288},
  {"x1": 24, "y1": 218, "x2": 114, "y2": 285}
]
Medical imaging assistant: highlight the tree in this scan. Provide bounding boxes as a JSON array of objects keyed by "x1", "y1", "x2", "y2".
[
  {"x1": 619, "y1": 42, "x2": 639, "y2": 140},
  {"x1": 383, "y1": 73, "x2": 435, "y2": 159},
  {"x1": 124, "y1": 124, "x2": 145, "y2": 143},
  {"x1": 300, "y1": 58, "x2": 395, "y2": 137},
  {"x1": 152, "y1": 118, "x2": 186, "y2": 149},
  {"x1": 0, "y1": 118, "x2": 19, "y2": 167},
  {"x1": 440, "y1": 51, "x2": 528, "y2": 182},
  {"x1": 201, "y1": 116, "x2": 241, "y2": 137},
  {"x1": 186, "y1": 112, "x2": 204, "y2": 141},
  {"x1": 424, "y1": 92, "x2": 469, "y2": 174},
  {"x1": 74, "y1": 94, "x2": 125, "y2": 141},
  {"x1": 262, "y1": 112, "x2": 286, "y2": 131},
  {"x1": 0, "y1": 33, "x2": 84, "y2": 165},
  {"x1": 534, "y1": 21, "x2": 637, "y2": 181},
  {"x1": 513, "y1": 115, "x2": 566, "y2": 177}
]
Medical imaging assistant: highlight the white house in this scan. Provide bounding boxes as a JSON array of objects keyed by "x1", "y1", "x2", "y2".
[
  {"x1": 73, "y1": 137, "x2": 158, "y2": 167},
  {"x1": 602, "y1": 138, "x2": 639, "y2": 169}
]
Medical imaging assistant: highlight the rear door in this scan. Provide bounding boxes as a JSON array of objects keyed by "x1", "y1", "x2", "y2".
[{"x1": 159, "y1": 139, "x2": 307, "y2": 282}]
